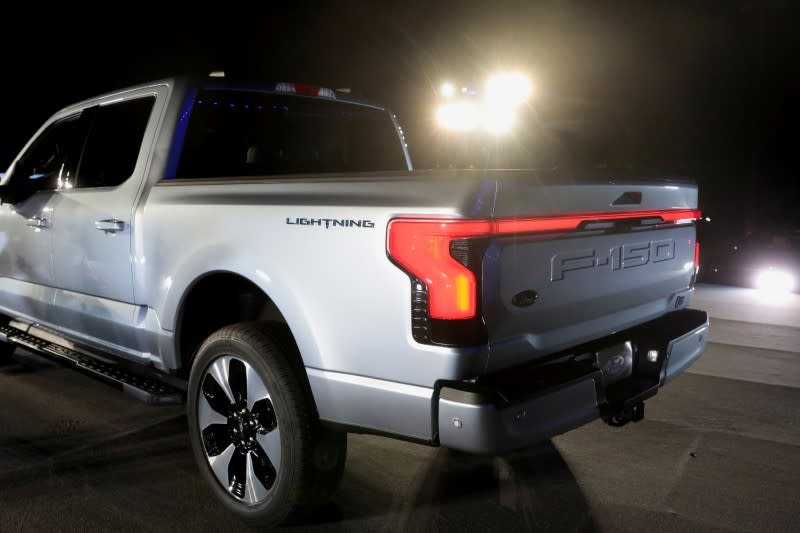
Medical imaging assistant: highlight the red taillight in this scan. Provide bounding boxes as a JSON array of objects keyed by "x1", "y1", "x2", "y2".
[
  {"x1": 388, "y1": 220, "x2": 489, "y2": 320},
  {"x1": 694, "y1": 241, "x2": 701, "y2": 273}
]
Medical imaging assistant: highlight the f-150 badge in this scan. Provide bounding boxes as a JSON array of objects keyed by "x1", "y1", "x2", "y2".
[{"x1": 551, "y1": 239, "x2": 676, "y2": 281}]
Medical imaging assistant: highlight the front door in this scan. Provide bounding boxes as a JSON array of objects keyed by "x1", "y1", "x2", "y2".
[{"x1": 0, "y1": 113, "x2": 87, "y2": 323}]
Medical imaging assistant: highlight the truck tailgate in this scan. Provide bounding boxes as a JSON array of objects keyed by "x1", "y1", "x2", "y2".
[{"x1": 481, "y1": 177, "x2": 699, "y2": 372}]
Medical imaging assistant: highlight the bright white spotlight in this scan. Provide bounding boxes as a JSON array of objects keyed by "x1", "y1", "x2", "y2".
[
  {"x1": 440, "y1": 82, "x2": 455, "y2": 98},
  {"x1": 485, "y1": 72, "x2": 532, "y2": 105},
  {"x1": 755, "y1": 268, "x2": 796, "y2": 294},
  {"x1": 436, "y1": 101, "x2": 481, "y2": 131},
  {"x1": 483, "y1": 104, "x2": 516, "y2": 134}
]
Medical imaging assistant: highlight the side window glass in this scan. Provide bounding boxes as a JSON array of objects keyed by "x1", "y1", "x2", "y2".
[
  {"x1": 16, "y1": 114, "x2": 85, "y2": 191},
  {"x1": 76, "y1": 96, "x2": 155, "y2": 188}
]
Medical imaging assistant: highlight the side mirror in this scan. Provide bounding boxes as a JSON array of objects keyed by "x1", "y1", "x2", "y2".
[
  {"x1": 0, "y1": 182, "x2": 18, "y2": 206},
  {"x1": 0, "y1": 163, "x2": 36, "y2": 205},
  {"x1": 0, "y1": 163, "x2": 17, "y2": 205}
]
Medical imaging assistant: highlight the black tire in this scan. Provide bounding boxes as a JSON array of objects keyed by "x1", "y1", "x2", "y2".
[{"x1": 187, "y1": 322, "x2": 346, "y2": 528}]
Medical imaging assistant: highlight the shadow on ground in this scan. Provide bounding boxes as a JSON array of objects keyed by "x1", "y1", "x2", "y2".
[{"x1": 0, "y1": 353, "x2": 596, "y2": 532}]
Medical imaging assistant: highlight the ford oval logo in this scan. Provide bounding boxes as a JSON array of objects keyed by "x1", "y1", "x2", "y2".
[{"x1": 604, "y1": 355, "x2": 627, "y2": 377}]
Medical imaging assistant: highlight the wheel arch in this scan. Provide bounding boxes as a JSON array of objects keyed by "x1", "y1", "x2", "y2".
[{"x1": 174, "y1": 270, "x2": 303, "y2": 379}]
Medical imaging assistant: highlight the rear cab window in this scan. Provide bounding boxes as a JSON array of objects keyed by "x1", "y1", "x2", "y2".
[{"x1": 174, "y1": 90, "x2": 408, "y2": 179}]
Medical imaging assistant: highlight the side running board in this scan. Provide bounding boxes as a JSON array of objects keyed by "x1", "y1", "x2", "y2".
[{"x1": 0, "y1": 323, "x2": 183, "y2": 405}]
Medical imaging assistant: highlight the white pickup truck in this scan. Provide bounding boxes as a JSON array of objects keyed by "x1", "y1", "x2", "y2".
[{"x1": 0, "y1": 78, "x2": 708, "y2": 526}]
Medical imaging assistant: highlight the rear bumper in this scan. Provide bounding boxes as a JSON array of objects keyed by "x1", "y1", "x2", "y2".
[{"x1": 437, "y1": 309, "x2": 708, "y2": 454}]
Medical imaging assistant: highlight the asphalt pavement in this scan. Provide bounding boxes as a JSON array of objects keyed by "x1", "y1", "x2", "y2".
[{"x1": 0, "y1": 284, "x2": 798, "y2": 532}]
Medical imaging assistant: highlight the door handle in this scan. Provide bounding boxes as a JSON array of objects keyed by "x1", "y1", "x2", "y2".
[
  {"x1": 25, "y1": 216, "x2": 49, "y2": 228},
  {"x1": 95, "y1": 218, "x2": 125, "y2": 233}
]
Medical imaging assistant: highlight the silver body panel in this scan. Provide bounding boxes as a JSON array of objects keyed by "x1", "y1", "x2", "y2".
[
  {"x1": 0, "y1": 78, "x2": 703, "y2": 443},
  {"x1": 306, "y1": 368, "x2": 433, "y2": 440}
]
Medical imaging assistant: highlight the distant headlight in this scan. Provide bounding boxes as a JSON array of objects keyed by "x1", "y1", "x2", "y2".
[
  {"x1": 754, "y1": 268, "x2": 796, "y2": 294},
  {"x1": 484, "y1": 72, "x2": 532, "y2": 105},
  {"x1": 436, "y1": 101, "x2": 481, "y2": 131},
  {"x1": 435, "y1": 100, "x2": 517, "y2": 134},
  {"x1": 482, "y1": 104, "x2": 516, "y2": 134},
  {"x1": 440, "y1": 82, "x2": 456, "y2": 99}
]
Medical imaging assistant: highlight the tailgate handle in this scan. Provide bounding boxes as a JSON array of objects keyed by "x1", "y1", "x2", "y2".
[
  {"x1": 579, "y1": 216, "x2": 663, "y2": 231},
  {"x1": 95, "y1": 218, "x2": 125, "y2": 233}
]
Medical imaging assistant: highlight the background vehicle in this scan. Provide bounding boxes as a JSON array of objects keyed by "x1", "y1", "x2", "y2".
[
  {"x1": 700, "y1": 229, "x2": 799, "y2": 293},
  {"x1": 0, "y1": 78, "x2": 707, "y2": 527}
]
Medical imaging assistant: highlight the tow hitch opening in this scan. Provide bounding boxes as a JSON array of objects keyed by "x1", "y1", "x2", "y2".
[{"x1": 603, "y1": 401, "x2": 645, "y2": 427}]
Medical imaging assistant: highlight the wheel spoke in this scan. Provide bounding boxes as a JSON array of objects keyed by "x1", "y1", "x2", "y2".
[
  {"x1": 244, "y1": 452, "x2": 270, "y2": 503},
  {"x1": 198, "y1": 391, "x2": 228, "y2": 430},
  {"x1": 206, "y1": 356, "x2": 235, "y2": 405},
  {"x1": 228, "y1": 448, "x2": 248, "y2": 500},
  {"x1": 228, "y1": 358, "x2": 247, "y2": 404},
  {"x1": 202, "y1": 423, "x2": 232, "y2": 457},
  {"x1": 208, "y1": 443, "x2": 236, "y2": 490},
  {"x1": 246, "y1": 363, "x2": 269, "y2": 410},
  {"x1": 256, "y1": 426, "x2": 281, "y2": 474},
  {"x1": 201, "y1": 372, "x2": 233, "y2": 416},
  {"x1": 251, "y1": 398, "x2": 277, "y2": 433}
]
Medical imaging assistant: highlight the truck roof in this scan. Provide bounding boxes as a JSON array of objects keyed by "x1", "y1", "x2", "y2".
[{"x1": 61, "y1": 76, "x2": 387, "y2": 115}]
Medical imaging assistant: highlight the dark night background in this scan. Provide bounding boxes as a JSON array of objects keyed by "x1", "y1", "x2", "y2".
[{"x1": 2, "y1": 1, "x2": 797, "y2": 247}]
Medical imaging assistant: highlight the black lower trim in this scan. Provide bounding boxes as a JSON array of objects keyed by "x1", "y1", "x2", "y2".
[{"x1": 443, "y1": 309, "x2": 708, "y2": 409}]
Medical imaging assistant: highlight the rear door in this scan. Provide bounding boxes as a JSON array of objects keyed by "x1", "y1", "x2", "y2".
[{"x1": 49, "y1": 90, "x2": 161, "y2": 350}]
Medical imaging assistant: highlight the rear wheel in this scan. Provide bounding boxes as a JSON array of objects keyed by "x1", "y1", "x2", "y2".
[{"x1": 187, "y1": 322, "x2": 346, "y2": 527}]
